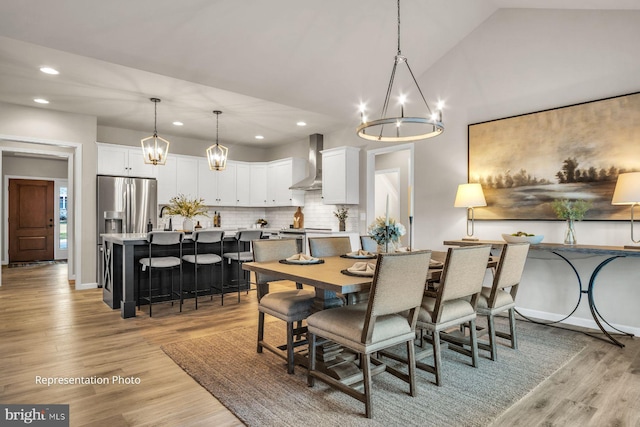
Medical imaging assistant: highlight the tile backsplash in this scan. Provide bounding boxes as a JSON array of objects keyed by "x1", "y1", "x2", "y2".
[{"x1": 158, "y1": 191, "x2": 360, "y2": 232}]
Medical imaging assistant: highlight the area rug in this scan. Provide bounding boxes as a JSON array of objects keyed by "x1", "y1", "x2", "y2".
[{"x1": 162, "y1": 319, "x2": 588, "y2": 427}]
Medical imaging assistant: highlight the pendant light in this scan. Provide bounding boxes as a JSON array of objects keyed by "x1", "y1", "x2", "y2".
[
  {"x1": 207, "y1": 110, "x2": 228, "y2": 171},
  {"x1": 357, "y1": 0, "x2": 444, "y2": 142},
  {"x1": 141, "y1": 97, "x2": 170, "y2": 165}
]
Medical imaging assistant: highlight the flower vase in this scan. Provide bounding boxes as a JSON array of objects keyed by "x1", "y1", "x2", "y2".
[
  {"x1": 183, "y1": 218, "x2": 194, "y2": 232},
  {"x1": 564, "y1": 219, "x2": 576, "y2": 245},
  {"x1": 377, "y1": 242, "x2": 396, "y2": 254},
  {"x1": 339, "y1": 219, "x2": 346, "y2": 232}
]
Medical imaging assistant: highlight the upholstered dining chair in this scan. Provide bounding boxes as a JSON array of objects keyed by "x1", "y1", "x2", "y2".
[
  {"x1": 307, "y1": 250, "x2": 432, "y2": 419},
  {"x1": 222, "y1": 229, "x2": 263, "y2": 304},
  {"x1": 253, "y1": 238, "x2": 316, "y2": 374},
  {"x1": 415, "y1": 244, "x2": 492, "y2": 386},
  {"x1": 308, "y1": 236, "x2": 353, "y2": 257},
  {"x1": 137, "y1": 231, "x2": 184, "y2": 317},
  {"x1": 360, "y1": 235, "x2": 378, "y2": 253},
  {"x1": 181, "y1": 229, "x2": 224, "y2": 310},
  {"x1": 476, "y1": 242, "x2": 530, "y2": 361}
]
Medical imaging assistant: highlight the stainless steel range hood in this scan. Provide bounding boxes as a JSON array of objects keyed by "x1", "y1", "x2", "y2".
[{"x1": 289, "y1": 133, "x2": 323, "y2": 191}]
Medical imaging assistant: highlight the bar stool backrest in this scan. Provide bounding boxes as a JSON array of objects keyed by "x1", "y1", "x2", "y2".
[
  {"x1": 148, "y1": 231, "x2": 184, "y2": 245},
  {"x1": 192, "y1": 229, "x2": 224, "y2": 244}
]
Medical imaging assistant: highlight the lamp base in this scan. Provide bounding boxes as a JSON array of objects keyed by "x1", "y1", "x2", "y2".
[{"x1": 462, "y1": 236, "x2": 479, "y2": 241}]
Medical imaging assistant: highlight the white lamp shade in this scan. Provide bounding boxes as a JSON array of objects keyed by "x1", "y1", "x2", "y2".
[
  {"x1": 454, "y1": 183, "x2": 487, "y2": 208},
  {"x1": 612, "y1": 172, "x2": 640, "y2": 205}
]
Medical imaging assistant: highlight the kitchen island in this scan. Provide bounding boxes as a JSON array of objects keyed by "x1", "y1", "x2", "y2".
[{"x1": 102, "y1": 230, "x2": 284, "y2": 318}]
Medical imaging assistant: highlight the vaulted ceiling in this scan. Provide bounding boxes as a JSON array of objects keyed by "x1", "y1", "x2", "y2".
[{"x1": 1, "y1": 0, "x2": 638, "y2": 147}]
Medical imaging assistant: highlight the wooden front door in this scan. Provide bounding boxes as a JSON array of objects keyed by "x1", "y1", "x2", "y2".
[{"x1": 8, "y1": 179, "x2": 55, "y2": 262}]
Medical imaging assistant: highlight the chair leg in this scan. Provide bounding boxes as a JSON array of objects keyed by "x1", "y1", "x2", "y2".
[
  {"x1": 487, "y1": 314, "x2": 497, "y2": 361},
  {"x1": 407, "y1": 340, "x2": 417, "y2": 397},
  {"x1": 307, "y1": 333, "x2": 316, "y2": 387},
  {"x1": 257, "y1": 311, "x2": 265, "y2": 353},
  {"x1": 362, "y1": 353, "x2": 373, "y2": 419},
  {"x1": 237, "y1": 261, "x2": 241, "y2": 303},
  {"x1": 508, "y1": 308, "x2": 518, "y2": 349},
  {"x1": 194, "y1": 262, "x2": 199, "y2": 310},
  {"x1": 148, "y1": 267, "x2": 153, "y2": 317},
  {"x1": 469, "y1": 319, "x2": 479, "y2": 368},
  {"x1": 286, "y1": 321, "x2": 295, "y2": 374},
  {"x1": 433, "y1": 330, "x2": 442, "y2": 386}
]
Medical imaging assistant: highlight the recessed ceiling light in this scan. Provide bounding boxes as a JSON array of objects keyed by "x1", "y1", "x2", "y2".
[
  {"x1": 172, "y1": 121, "x2": 183, "y2": 126},
  {"x1": 40, "y1": 67, "x2": 59, "y2": 75},
  {"x1": 255, "y1": 135, "x2": 264, "y2": 140},
  {"x1": 296, "y1": 121, "x2": 307, "y2": 126},
  {"x1": 33, "y1": 98, "x2": 49, "y2": 104}
]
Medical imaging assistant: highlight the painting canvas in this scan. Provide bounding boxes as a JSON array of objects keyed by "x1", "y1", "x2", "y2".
[{"x1": 468, "y1": 92, "x2": 640, "y2": 221}]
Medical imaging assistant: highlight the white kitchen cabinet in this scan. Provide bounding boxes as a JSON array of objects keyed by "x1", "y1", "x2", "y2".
[
  {"x1": 175, "y1": 156, "x2": 199, "y2": 199},
  {"x1": 266, "y1": 158, "x2": 305, "y2": 206},
  {"x1": 249, "y1": 163, "x2": 268, "y2": 206},
  {"x1": 97, "y1": 143, "x2": 156, "y2": 178},
  {"x1": 156, "y1": 155, "x2": 177, "y2": 204},
  {"x1": 235, "y1": 162, "x2": 251, "y2": 206},
  {"x1": 197, "y1": 159, "x2": 237, "y2": 206},
  {"x1": 322, "y1": 146, "x2": 359, "y2": 205}
]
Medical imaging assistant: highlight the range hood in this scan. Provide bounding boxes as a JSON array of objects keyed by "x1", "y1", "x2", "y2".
[{"x1": 289, "y1": 133, "x2": 323, "y2": 191}]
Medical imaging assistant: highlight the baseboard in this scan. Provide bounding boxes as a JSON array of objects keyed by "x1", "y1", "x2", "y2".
[
  {"x1": 75, "y1": 282, "x2": 98, "y2": 290},
  {"x1": 516, "y1": 307, "x2": 640, "y2": 337}
]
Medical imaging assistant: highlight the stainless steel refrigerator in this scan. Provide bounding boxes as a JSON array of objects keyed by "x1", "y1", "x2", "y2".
[{"x1": 96, "y1": 175, "x2": 157, "y2": 286}]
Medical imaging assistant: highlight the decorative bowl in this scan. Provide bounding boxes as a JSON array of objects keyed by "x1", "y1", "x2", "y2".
[{"x1": 501, "y1": 233, "x2": 544, "y2": 244}]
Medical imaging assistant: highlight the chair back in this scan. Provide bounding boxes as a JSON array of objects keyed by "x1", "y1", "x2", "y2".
[
  {"x1": 360, "y1": 235, "x2": 378, "y2": 252},
  {"x1": 488, "y1": 242, "x2": 529, "y2": 307},
  {"x1": 439, "y1": 245, "x2": 492, "y2": 303},
  {"x1": 361, "y1": 250, "x2": 431, "y2": 343},
  {"x1": 252, "y1": 239, "x2": 300, "y2": 300},
  {"x1": 308, "y1": 236, "x2": 352, "y2": 257},
  {"x1": 147, "y1": 231, "x2": 184, "y2": 245},
  {"x1": 192, "y1": 229, "x2": 224, "y2": 244},
  {"x1": 236, "y1": 229, "x2": 263, "y2": 243}
]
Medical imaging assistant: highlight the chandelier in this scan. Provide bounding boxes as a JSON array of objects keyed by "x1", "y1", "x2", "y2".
[
  {"x1": 140, "y1": 98, "x2": 170, "y2": 165},
  {"x1": 206, "y1": 110, "x2": 228, "y2": 171},
  {"x1": 357, "y1": 0, "x2": 444, "y2": 142}
]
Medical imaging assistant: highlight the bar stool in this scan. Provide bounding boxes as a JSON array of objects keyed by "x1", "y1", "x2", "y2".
[
  {"x1": 182, "y1": 229, "x2": 224, "y2": 310},
  {"x1": 222, "y1": 229, "x2": 263, "y2": 304},
  {"x1": 138, "y1": 231, "x2": 184, "y2": 317}
]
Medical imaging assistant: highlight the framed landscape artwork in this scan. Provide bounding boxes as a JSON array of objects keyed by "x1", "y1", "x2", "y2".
[{"x1": 468, "y1": 92, "x2": 640, "y2": 221}]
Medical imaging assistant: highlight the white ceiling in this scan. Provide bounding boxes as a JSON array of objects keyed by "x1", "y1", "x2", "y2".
[{"x1": 1, "y1": 0, "x2": 638, "y2": 148}]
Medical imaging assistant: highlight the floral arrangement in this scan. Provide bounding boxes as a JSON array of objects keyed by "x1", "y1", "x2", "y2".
[
  {"x1": 368, "y1": 216, "x2": 406, "y2": 245},
  {"x1": 165, "y1": 194, "x2": 208, "y2": 218},
  {"x1": 551, "y1": 199, "x2": 591, "y2": 221},
  {"x1": 333, "y1": 206, "x2": 349, "y2": 221}
]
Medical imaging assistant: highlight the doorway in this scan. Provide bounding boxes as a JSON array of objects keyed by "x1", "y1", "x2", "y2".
[{"x1": 8, "y1": 178, "x2": 55, "y2": 262}]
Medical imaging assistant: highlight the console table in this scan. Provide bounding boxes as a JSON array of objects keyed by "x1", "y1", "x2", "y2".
[{"x1": 444, "y1": 240, "x2": 638, "y2": 347}]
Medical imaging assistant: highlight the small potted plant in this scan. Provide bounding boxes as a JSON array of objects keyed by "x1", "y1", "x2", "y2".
[
  {"x1": 165, "y1": 194, "x2": 208, "y2": 231},
  {"x1": 333, "y1": 206, "x2": 349, "y2": 231},
  {"x1": 551, "y1": 199, "x2": 591, "y2": 245}
]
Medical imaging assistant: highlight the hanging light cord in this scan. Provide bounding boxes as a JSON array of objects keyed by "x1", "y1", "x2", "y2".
[{"x1": 215, "y1": 111, "x2": 220, "y2": 146}]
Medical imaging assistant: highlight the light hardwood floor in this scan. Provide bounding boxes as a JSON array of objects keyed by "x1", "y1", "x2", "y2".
[{"x1": 1, "y1": 264, "x2": 638, "y2": 426}]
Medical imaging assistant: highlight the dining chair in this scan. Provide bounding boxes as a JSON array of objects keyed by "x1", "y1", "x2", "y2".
[
  {"x1": 222, "y1": 229, "x2": 263, "y2": 304},
  {"x1": 307, "y1": 250, "x2": 432, "y2": 419},
  {"x1": 360, "y1": 235, "x2": 378, "y2": 253},
  {"x1": 181, "y1": 229, "x2": 224, "y2": 310},
  {"x1": 137, "y1": 231, "x2": 184, "y2": 317},
  {"x1": 476, "y1": 242, "x2": 530, "y2": 361},
  {"x1": 307, "y1": 236, "x2": 353, "y2": 257},
  {"x1": 415, "y1": 244, "x2": 492, "y2": 386},
  {"x1": 253, "y1": 239, "x2": 316, "y2": 374}
]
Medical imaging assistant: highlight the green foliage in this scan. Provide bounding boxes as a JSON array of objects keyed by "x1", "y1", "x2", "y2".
[
  {"x1": 165, "y1": 194, "x2": 208, "y2": 218},
  {"x1": 551, "y1": 199, "x2": 591, "y2": 221},
  {"x1": 333, "y1": 206, "x2": 349, "y2": 221},
  {"x1": 368, "y1": 217, "x2": 406, "y2": 245}
]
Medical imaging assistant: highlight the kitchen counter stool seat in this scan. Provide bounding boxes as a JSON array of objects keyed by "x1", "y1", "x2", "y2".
[
  {"x1": 182, "y1": 229, "x2": 224, "y2": 310},
  {"x1": 222, "y1": 229, "x2": 263, "y2": 304},
  {"x1": 138, "y1": 231, "x2": 184, "y2": 317}
]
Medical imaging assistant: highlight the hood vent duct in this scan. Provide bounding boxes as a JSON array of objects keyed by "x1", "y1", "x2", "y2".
[{"x1": 289, "y1": 133, "x2": 323, "y2": 191}]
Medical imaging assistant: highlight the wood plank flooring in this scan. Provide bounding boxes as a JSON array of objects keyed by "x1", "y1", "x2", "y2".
[{"x1": 1, "y1": 264, "x2": 638, "y2": 426}]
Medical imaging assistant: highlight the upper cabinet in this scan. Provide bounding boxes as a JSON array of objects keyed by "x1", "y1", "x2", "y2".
[
  {"x1": 96, "y1": 143, "x2": 156, "y2": 178},
  {"x1": 197, "y1": 159, "x2": 237, "y2": 206},
  {"x1": 235, "y1": 162, "x2": 251, "y2": 206},
  {"x1": 156, "y1": 155, "x2": 177, "y2": 204},
  {"x1": 267, "y1": 158, "x2": 306, "y2": 206},
  {"x1": 249, "y1": 163, "x2": 268, "y2": 206},
  {"x1": 322, "y1": 146, "x2": 360, "y2": 205}
]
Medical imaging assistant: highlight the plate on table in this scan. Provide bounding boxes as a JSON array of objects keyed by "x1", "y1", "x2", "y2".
[
  {"x1": 340, "y1": 253, "x2": 377, "y2": 259},
  {"x1": 279, "y1": 258, "x2": 324, "y2": 265}
]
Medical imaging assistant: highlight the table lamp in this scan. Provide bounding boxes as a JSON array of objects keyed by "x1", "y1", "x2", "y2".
[
  {"x1": 611, "y1": 172, "x2": 640, "y2": 248},
  {"x1": 454, "y1": 183, "x2": 487, "y2": 241}
]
